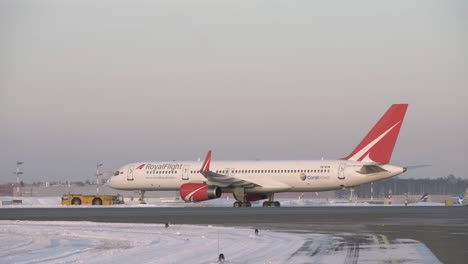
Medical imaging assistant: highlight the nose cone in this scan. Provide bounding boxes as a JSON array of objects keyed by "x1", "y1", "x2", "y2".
[
  {"x1": 105, "y1": 177, "x2": 114, "y2": 188},
  {"x1": 106, "y1": 177, "x2": 121, "y2": 189},
  {"x1": 106, "y1": 174, "x2": 127, "y2": 190}
]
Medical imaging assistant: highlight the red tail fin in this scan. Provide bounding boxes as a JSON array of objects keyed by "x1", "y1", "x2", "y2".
[{"x1": 343, "y1": 104, "x2": 408, "y2": 163}]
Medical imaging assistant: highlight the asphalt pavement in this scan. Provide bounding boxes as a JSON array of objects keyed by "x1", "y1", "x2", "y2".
[{"x1": 1, "y1": 206, "x2": 467, "y2": 263}]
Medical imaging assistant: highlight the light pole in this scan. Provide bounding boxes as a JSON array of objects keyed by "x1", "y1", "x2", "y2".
[
  {"x1": 96, "y1": 162, "x2": 103, "y2": 195},
  {"x1": 13, "y1": 161, "x2": 24, "y2": 197}
]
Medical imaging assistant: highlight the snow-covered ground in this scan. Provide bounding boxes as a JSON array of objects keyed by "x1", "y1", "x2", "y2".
[{"x1": 0, "y1": 221, "x2": 440, "y2": 264}]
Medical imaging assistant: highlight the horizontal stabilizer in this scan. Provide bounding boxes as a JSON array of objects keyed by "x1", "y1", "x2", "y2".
[
  {"x1": 357, "y1": 165, "x2": 388, "y2": 174},
  {"x1": 405, "y1": 165, "x2": 431, "y2": 170}
]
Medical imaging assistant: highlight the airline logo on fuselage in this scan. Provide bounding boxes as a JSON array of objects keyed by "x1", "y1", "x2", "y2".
[
  {"x1": 301, "y1": 175, "x2": 330, "y2": 181},
  {"x1": 300, "y1": 173, "x2": 306, "y2": 181},
  {"x1": 141, "y1": 163, "x2": 183, "y2": 171},
  {"x1": 299, "y1": 173, "x2": 330, "y2": 181}
]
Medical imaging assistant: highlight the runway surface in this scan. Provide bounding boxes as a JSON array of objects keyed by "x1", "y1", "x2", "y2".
[{"x1": 1, "y1": 206, "x2": 467, "y2": 263}]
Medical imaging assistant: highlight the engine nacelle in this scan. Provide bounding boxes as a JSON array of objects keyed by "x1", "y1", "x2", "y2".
[{"x1": 180, "y1": 183, "x2": 222, "y2": 202}]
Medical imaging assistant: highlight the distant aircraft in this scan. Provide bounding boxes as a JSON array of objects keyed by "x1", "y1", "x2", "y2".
[
  {"x1": 455, "y1": 193, "x2": 466, "y2": 206},
  {"x1": 108, "y1": 104, "x2": 409, "y2": 207},
  {"x1": 420, "y1": 193, "x2": 429, "y2": 202}
]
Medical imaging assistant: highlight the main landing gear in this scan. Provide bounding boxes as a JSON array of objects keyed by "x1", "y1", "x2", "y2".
[
  {"x1": 231, "y1": 189, "x2": 281, "y2": 207},
  {"x1": 232, "y1": 188, "x2": 252, "y2": 207},
  {"x1": 262, "y1": 201, "x2": 280, "y2": 207},
  {"x1": 262, "y1": 194, "x2": 280, "y2": 207},
  {"x1": 138, "y1": 190, "x2": 146, "y2": 204},
  {"x1": 233, "y1": 201, "x2": 252, "y2": 207}
]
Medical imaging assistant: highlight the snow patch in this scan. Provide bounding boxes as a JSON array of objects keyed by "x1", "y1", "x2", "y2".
[{"x1": 0, "y1": 221, "x2": 440, "y2": 264}]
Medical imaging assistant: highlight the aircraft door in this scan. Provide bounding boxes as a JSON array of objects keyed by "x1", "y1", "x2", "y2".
[
  {"x1": 182, "y1": 165, "x2": 190, "y2": 180},
  {"x1": 127, "y1": 165, "x2": 134, "y2": 181},
  {"x1": 226, "y1": 168, "x2": 236, "y2": 177},
  {"x1": 338, "y1": 163, "x2": 346, "y2": 180}
]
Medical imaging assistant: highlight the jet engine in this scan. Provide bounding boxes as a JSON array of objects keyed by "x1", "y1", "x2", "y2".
[{"x1": 179, "y1": 183, "x2": 222, "y2": 202}]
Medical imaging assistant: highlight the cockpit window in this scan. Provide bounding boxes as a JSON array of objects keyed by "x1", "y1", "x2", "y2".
[{"x1": 114, "y1": 171, "x2": 120, "y2": 176}]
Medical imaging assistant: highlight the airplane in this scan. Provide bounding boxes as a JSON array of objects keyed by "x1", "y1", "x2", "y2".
[
  {"x1": 454, "y1": 193, "x2": 466, "y2": 206},
  {"x1": 107, "y1": 104, "x2": 409, "y2": 207},
  {"x1": 420, "y1": 193, "x2": 429, "y2": 202}
]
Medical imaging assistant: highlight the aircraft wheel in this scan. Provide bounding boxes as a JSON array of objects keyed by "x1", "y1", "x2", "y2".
[
  {"x1": 71, "y1": 198, "x2": 81, "y2": 205},
  {"x1": 92, "y1": 198, "x2": 102, "y2": 205},
  {"x1": 263, "y1": 201, "x2": 276, "y2": 207},
  {"x1": 262, "y1": 201, "x2": 280, "y2": 207}
]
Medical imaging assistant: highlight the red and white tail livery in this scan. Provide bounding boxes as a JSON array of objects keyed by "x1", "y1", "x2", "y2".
[
  {"x1": 343, "y1": 104, "x2": 408, "y2": 163},
  {"x1": 108, "y1": 104, "x2": 409, "y2": 207}
]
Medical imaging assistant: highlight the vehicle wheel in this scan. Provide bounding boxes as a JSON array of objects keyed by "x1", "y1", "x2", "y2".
[
  {"x1": 245, "y1": 202, "x2": 252, "y2": 207},
  {"x1": 71, "y1": 198, "x2": 81, "y2": 205},
  {"x1": 274, "y1": 201, "x2": 280, "y2": 207},
  {"x1": 233, "y1": 201, "x2": 240, "y2": 207},
  {"x1": 262, "y1": 201, "x2": 269, "y2": 207},
  {"x1": 92, "y1": 198, "x2": 103, "y2": 205}
]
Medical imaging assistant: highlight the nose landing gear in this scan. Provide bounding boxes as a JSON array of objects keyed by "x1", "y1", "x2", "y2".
[{"x1": 139, "y1": 190, "x2": 146, "y2": 204}]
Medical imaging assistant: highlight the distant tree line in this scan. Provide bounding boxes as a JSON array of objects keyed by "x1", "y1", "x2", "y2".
[{"x1": 336, "y1": 175, "x2": 468, "y2": 198}]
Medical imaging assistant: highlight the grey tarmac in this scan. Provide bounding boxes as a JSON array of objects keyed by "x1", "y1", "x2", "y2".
[{"x1": 1, "y1": 206, "x2": 467, "y2": 263}]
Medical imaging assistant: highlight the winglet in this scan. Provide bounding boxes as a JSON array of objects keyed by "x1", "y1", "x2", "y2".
[{"x1": 200, "y1": 150, "x2": 212, "y2": 177}]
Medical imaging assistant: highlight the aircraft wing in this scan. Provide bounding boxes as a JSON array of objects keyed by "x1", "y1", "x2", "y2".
[
  {"x1": 199, "y1": 150, "x2": 258, "y2": 188},
  {"x1": 199, "y1": 150, "x2": 290, "y2": 189}
]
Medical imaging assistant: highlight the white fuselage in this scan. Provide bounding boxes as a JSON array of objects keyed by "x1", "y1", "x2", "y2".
[{"x1": 107, "y1": 160, "x2": 406, "y2": 194}]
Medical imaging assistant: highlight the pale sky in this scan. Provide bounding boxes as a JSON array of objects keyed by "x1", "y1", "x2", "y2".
[{"x1": 1, "y1": 0, "x2": 467, "y2": 183}]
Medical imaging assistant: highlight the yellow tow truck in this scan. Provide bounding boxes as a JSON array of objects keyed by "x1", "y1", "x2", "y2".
[{"x1": 61, "y1": 194, "x2": 124, "y2": 206}]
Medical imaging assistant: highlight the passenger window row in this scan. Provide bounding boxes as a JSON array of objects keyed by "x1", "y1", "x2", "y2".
[
  {"x1": 147, "y1": 170, "x2": 177, "y2": 174},
  {"x1": 187, "y1": 169, "x2": 331, "y2": 174}
]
